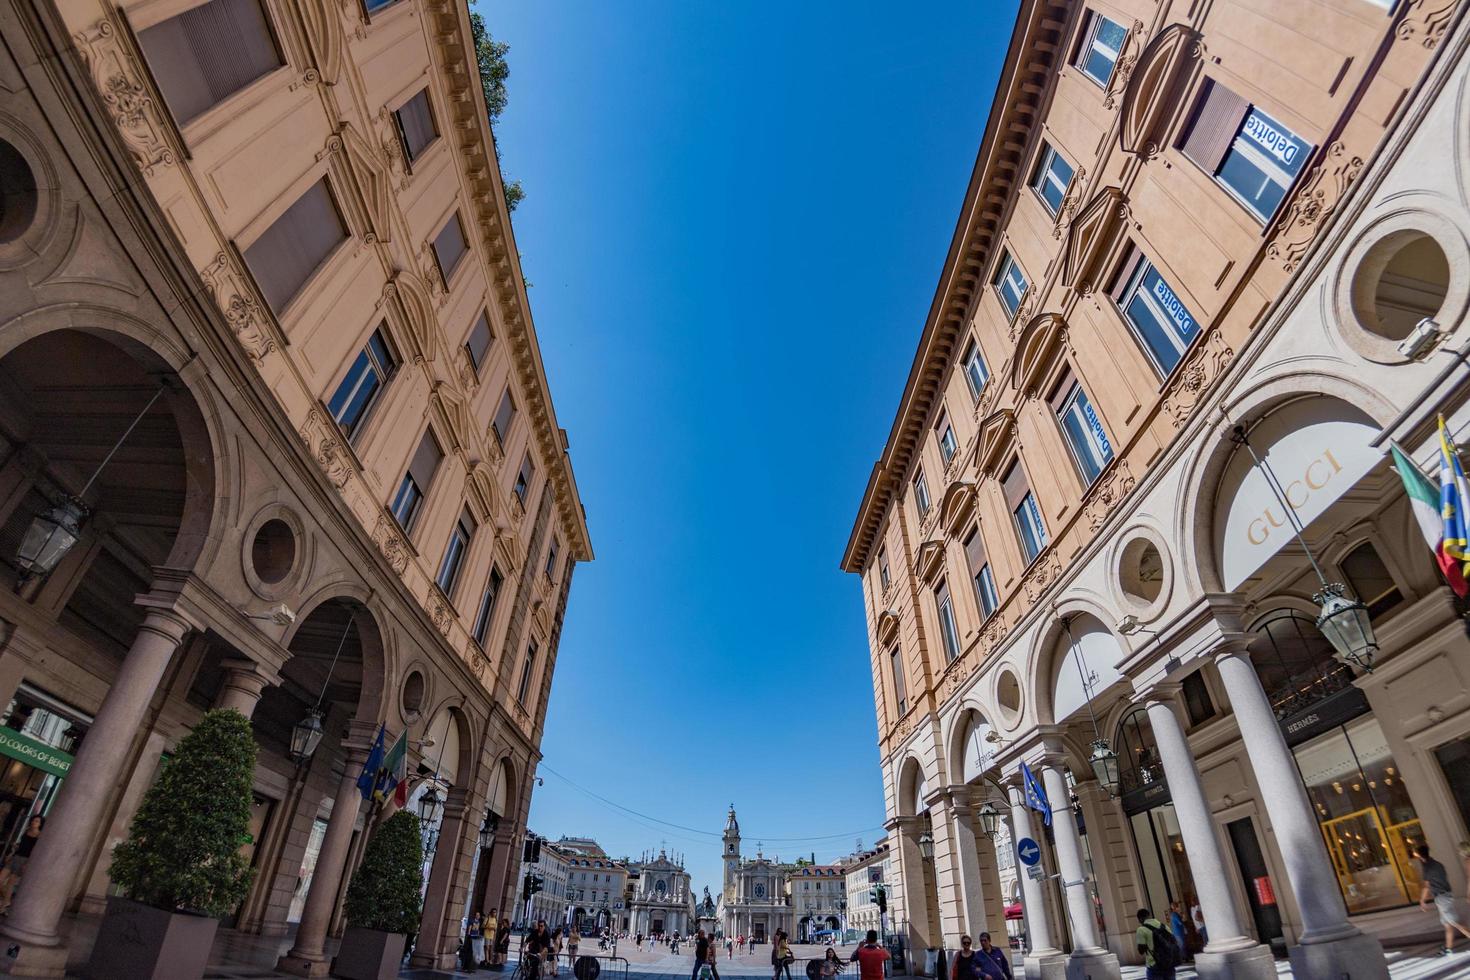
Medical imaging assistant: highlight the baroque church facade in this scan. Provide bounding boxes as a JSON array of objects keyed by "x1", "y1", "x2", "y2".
[{"x1": 717, "y1": 806, "x2": 792, "y2": 942}]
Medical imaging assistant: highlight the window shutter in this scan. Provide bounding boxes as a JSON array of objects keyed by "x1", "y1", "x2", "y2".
[
  {"x1": 460, "y1": 505, "x2": 478, "y2": 538},
  {"x1": 493, "y1": 389, "x2": 515, "y2": 441},
  {"x1": 1047, "y1": 367, "x2": 1079, "y2": 416},
  {"x1": 935, "y1": 580, "x2": 951, "y2": 610},
  {"x1": 139, "y1": 0, "x2": 280, "y2": 124},
  {"x1": 1109, "y1": 243, "x2": 1143, "y2": 304},
  {"x1": 1180, "y1": 79, "x2": 1250, "y2": 174},
  {"x1": 466, "y1": 311, "x2": 493, "y2": 367},
  {"x1": 520, "y1": 454, "x2": 535, "y2": 487},
  {"x1": 409, "y1": 430, "x2": 443, "y2": 490},
  {"x1": 397, "y1": 90, "x2": 437, "y2": 160},
  {"x1": 1002, "y1": 460, "x2": 1030, "y2": 512},
  {"x1": 963, "y1": 528, "x2": 988, "y2": 575},
  {"x1": 434, "y1": 214, "x2": 468, "y2": 284},
  {"x1": 243, "y1": 179, "x2": 347, "y2": 313}
]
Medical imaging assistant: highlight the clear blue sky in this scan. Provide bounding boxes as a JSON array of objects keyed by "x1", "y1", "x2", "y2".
[{"x1": 476, "y1": 0, "x2": 1018, "y2": 899}]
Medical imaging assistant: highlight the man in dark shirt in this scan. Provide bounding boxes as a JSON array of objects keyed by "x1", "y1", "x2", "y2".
[
  {"x1": 850, "y1": 930, "x2": 890, "y2": 980},
  {"x1": 1418, "y1": 844, "x2": 1470, "y2": 955},
  {"x1": 525, "y1": 921, "x2": 553, "y2": 977}
]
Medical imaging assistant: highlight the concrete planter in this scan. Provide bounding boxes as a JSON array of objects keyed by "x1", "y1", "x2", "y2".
[
  {"x1": 331, "y1": 926, "x2": 407, "y2": 980},
  {"x1": 84, "y1": 895, "x2": 218, "y2": 980}
]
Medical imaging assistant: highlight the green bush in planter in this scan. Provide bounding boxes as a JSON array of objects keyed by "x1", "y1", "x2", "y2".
[
  {"x1": 344, "y1": 809, "x2": 424, "y2": 935},
  {"x1": 108, "y1": 708, "x2": 258, "y2": 917}
]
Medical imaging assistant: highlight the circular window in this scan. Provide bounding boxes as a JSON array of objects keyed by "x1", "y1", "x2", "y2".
[
  {"x1": 250, "y1": 519, "x2": 296, "y2": 584},
  {"x1": 401, "y1": 670, "x2": 426, "y2": 721},
  {"x1": 0, "y1": 140, "x2": 38, "y2": 244},
  {"x1": 1120, "y1": 538, "x2": 1164, "y2": 605},
  {"x1": 1353, "y1": 230, "x2": 1450, "y2": 340},
  {"x1": 996, "y1": 668, "x2": 1022, "y2": 725}
]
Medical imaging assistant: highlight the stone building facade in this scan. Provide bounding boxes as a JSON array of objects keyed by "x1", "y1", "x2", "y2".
[
  {"x1": 842, "y1": 2, "x2": 1466, "y2": 979},
  {"x1": 558, "y1": 837, "x2": 628, "y2": 933},
  {"x1": 842, "y1": 842, "x2": 891, "y2": 941},
  {"x1": 790, "y1": 864, "x2": 845, "y2": 941},
  {"x1": 626, "y1": 849, "x2": 693, "y2": 938},
  {"x1": 718, "y1": 806, "x2": 792, "y2": 942},
  {"x1": 0, "y1": 0, "x2": 590, "y2": 969}
]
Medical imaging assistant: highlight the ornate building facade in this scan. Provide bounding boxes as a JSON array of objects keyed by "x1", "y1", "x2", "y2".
[
  {"x1": 0, "y1": 0, "x2": 590, "y2": 970},
  {"x1": 843, "y1": 2, "x2": 1466, "y2": 979},
  {"x1": 718, "y1": 806, "x2": 792, "y2": 942},
  {"x1": 626, "y1": 848, "x2": 694, "y2": 937}
]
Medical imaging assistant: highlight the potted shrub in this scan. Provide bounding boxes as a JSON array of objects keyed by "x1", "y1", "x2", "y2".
[
  {"x1": 86, "y1": 708, "x2": 257, "y2": 980},
  {"x1": 333, "y1": 809, "x2": 424, "y2": 980}
]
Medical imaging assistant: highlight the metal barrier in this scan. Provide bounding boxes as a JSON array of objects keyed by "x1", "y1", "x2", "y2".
[{"x1": 797, "y1": 954, "x2": 862, "y2": 979}]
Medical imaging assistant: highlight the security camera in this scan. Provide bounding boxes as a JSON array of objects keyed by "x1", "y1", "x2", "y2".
[
  {"x1": 1116, "y1": 614, "x2": 1141, "y2": 635},
  {"x1": 1398, "y1": 317, "x2": 1443, "y2": 361},
  {"x1": 267, "y1": 602, "x2": 295, "y2": 626}
]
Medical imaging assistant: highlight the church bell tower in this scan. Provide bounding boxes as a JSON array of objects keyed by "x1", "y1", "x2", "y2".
[{"x1": 722, "y1": 804, "x2": 740, "y2": 901}]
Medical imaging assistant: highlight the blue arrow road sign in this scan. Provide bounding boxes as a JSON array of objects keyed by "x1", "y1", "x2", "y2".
[{"x1": 1017, "y1": 837, "x2": 1041, "y2": 867}]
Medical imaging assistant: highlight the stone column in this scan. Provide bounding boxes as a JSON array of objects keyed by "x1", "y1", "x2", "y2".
[
  {"x1": 277, "y1": 748, "x2": 368, "y2": 977},
  {"x1": 1141, "y1": 695, "x2": 1274, "y2": 977},
  {"x1": 1005, "y1": 782, "x2": 1064, "y2": 980},
  {"x1": 0, "y1": 604, "x2": 192, "y2": 977},
  {"x1": 214, "y1": 658, "x2": 277, "y2": 718},
  {"x1": 890, "y1": 818, "x2": 936, "y2": 957},
  {"x1": 1039, "y1": 764, "x2": 1120, "y2": 980},
  {"x1": 1214, "y1": 644, "x2": 1388, "y2": 978},
  {"x1": 414, "y1": 788, "x2": 474, "y2": 968},
  {"x1": 939, "y1": 795, "x2": 988, "y2": 942}
]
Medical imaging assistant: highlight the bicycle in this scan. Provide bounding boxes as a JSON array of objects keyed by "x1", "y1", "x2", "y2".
[{"x1": 514, "y1": 952, "x2": 545, "y2": 980}]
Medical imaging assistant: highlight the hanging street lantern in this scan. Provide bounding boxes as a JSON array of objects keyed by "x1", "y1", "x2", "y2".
[
  {"x1": 1089, "y1": 739, "x2": 1122, "y2": 798},
  {"x1": 1314, "y1": 582, "x2": 1378, "y2": 672},
  {"x1": 479, "y1": 810, "x2": 500, "y2": 850},
  {"x1": 418, "y1": 785, "x2": 443, "y2": 827},
  {"x1": 916, "y1": 830, "x2": 934, "y2": 860},
  {"x1": 976, "y1": 802, "x2": 1000, "y2": 838},
  {"x1": 289, "y1": 708, "x2": 324, "y2": 764},
  {"x1": 17, "y1": 497, "x2": 86, "y2": 581}
]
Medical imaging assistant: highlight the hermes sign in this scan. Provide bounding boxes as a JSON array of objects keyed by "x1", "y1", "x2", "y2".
[{"x1": 1218, "y1": 407, "x2": 1381, "y2": 590}]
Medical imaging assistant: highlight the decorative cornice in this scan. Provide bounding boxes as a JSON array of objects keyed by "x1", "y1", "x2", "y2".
[
  {"x1": 71, "y1": 16, "x2": 179, "y2": 179},
  {"x1": 1010, "y1": 312, "x2": 1067, "y2": 398},
  {"x1": 1265, "y1": 141, "x2": 1365, "y2": 274}
]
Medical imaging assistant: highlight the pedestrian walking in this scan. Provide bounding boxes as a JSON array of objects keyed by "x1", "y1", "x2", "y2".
[
  {"x1": 975, "y1": 934, "x2": 1011, "y2": 980},
  {"x1": 726, "y1": 936, "x2": 734, "y2": 960},
  {"x1": 1418, "y1": 843, "x2": 1470, "y2": 955},
  {"x1": 950, "y1": 935, "x2": 991, "y2": 980},
  {"x1": 772, "y1": 930, "x2": 795, "y2": 980},
  {"x1": 1134, "y1": 908, "x2": 1181, "y2": 980},
  {"x1": 820, "y1": 947, "x2": 842, "y2": 980},
  {"x1": 1167, "y1": 902, "x2": 1188, "y2": 962},
  {"x1": 569, "y1": 925, "x2": 580, "y2": 965},
  {"x1": 496, "y1": 916, "x2": 512, "y2": 968},
  {"x1": 466, "y1": 911, "x2": 485, "y2": 970}
]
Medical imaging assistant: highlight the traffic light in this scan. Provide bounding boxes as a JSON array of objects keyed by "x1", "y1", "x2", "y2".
[
  {"x1": 874, "y1": 883, "x2": 887, "y2": 913},
  {"x1": 523, "y1": 834, "x2": 543, "y2": 864},
  {"x1": 523, "y1": 873, "x2": 534, "y2": 900}
]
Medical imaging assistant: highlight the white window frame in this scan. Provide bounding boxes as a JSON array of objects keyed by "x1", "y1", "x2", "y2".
[
  {"x1": 1056, "y1": 384, "x2": 1114, "y2": 485},
  {"x1": 1215, "y1": 107, "x2": 1311, "y2": 222},
  {"x1": 1014, "y1": 492, "x2": 1048, "y2": 564},
  {"x1": 938, "y1": 420, "x2": 959, "y2": 463},
  {"x1": 1077, "y1": 12, "x2": 1125, "y2": 86},
  {"x1": 936, "y1": 587, "x2": 960, "y2": 662},
  {"x1": 993, "y1": 251, "x2": 1027, "y2": 317},
  {"x1": 962, "y1": 340, "x2": 989, "y2": 402},
  {"x1": 1032, "y1": 144, "x2": 1075, "y2": 216},
  {"x1": 1119, "y1": 258, "x2": 1198, "y2": 377},
  {"x1": 975, "y1": 563, "x2": 999, "y2": 620},
  {"x1": 914, "y1": 471, "x2": 932, "y2": 517}
]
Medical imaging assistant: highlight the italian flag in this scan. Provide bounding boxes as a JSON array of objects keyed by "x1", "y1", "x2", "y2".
[
  {"x1": 373, "y1": 730, "x2": 409, "y2": 809},
  {"x1": 1391, "y1": 437, "x2": 1469, "y2": 596}
]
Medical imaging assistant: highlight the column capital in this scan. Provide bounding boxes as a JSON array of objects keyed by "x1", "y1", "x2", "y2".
[{"x1": 220, "y1": 656, "x2": 280, "y2": 691}]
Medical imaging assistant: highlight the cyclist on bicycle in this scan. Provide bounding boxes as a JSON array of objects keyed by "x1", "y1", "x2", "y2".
[{"x1": 523, "y1": 920, "x2": 553, "y2": 978}]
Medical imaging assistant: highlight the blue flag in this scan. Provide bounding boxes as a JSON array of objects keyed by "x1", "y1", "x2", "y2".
[
  {"x1": 1022, "y1": 762, "x2": 1051, "y2": 827},
  {"x1": 356, "y1": 725, "x2": 386, "y2": 799}
]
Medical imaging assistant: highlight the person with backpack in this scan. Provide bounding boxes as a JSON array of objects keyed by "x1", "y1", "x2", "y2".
[
  {"x1": 975, "y1": 933, "x2": 1011, "y2": 980},
  {"x1": 1135, "y1": 908, "x2": 1180, "y2": 980}
]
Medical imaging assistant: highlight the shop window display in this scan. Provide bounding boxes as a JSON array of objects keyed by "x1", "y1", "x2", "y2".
[{"x1": 1294, "y1": 717, "x2": 1422, "y2": 914}]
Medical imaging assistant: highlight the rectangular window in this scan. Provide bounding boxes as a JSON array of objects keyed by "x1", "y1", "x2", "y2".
[
  {"x1": 1076, "y1": 11, "x2": 1126, "y2": 86},
  {"x1": 472, "y1": 566, "x2": 504, "y2": 645},
  {"x1": 514, "y1": 454, "x2": 535, "y2": 505},
  {"x1": 436, "y1": 506, "x2": 476, "y2": 597},
  {"x1": 517, "y1": 640, "x2": 539, "y2": 703},
  {"x1": 363, "y1": 0, "x2": 396, "y2": 15},
  {"x1": 1032, "y1": 143, "x2": 1076, "y2": 216},
  {"x1": 1181, "y1": 81, "x2": 1310, "y2": 222},
  {"x1": 878, "y1": 547, "x2": 891, "y2": 590},
  {"x1": 394, "y1": 89, "x2": 438, "y2": 164},
  {"x1": 962, "y1": 340, "x2": 989, "y2": 402},
  {"x1": 1182, "y1": 671, "x2": 1216, "y2": 727},
  {"x1": 465, "y1": 311, "x2": 493, "y2": 373},
  {"x1": 936, "y1": 411, "x2": 958, "y2": 464},
  {"x1": 935, "y1": 580, "x2": 960, "y2": 663},
  {"x1": 993, "y1": 251, "x2": 1027, "y2": 318},
  {"x1": 137, "y1": 0, "x2": 281, "y2": 125},
  {"x1": 433, "y1": 212, "x2": 469, "y2": 286},
  {"x1": 492, "y1": 388, "x2": 516, "y2": 445},
  {"x1": 1052, "y1": 379, "x2": 1114, "y2": 485},
  {"x1": 243, "y1": 179, "x2": 347, "y2": 314},
  {"x1": 390, "y1": 429, "x2": 442, "y2": 532},
  {"x1": 1003, "y1": 461, "x2": 1047, "y2": 563},
  {"x1": 1112, "y1": 247, "x2": 1199, "y2": 377},
  {"x1": 326, "y1": 327, "x2": 397, "y2": 439},
  {"x1": 964, "y1": 528, "x2": 998, "y2": 620},
  {"x1": 913, "y1": 470, "x2": 931, "y2": 518},
  {"x1": 545, "y1": 537, "x2": 560, "y2": 578}
]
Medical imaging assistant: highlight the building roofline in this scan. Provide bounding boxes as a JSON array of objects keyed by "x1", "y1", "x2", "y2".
[{"x1": 841, "y1": 0, "x2": 1066, "y2": 574}]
